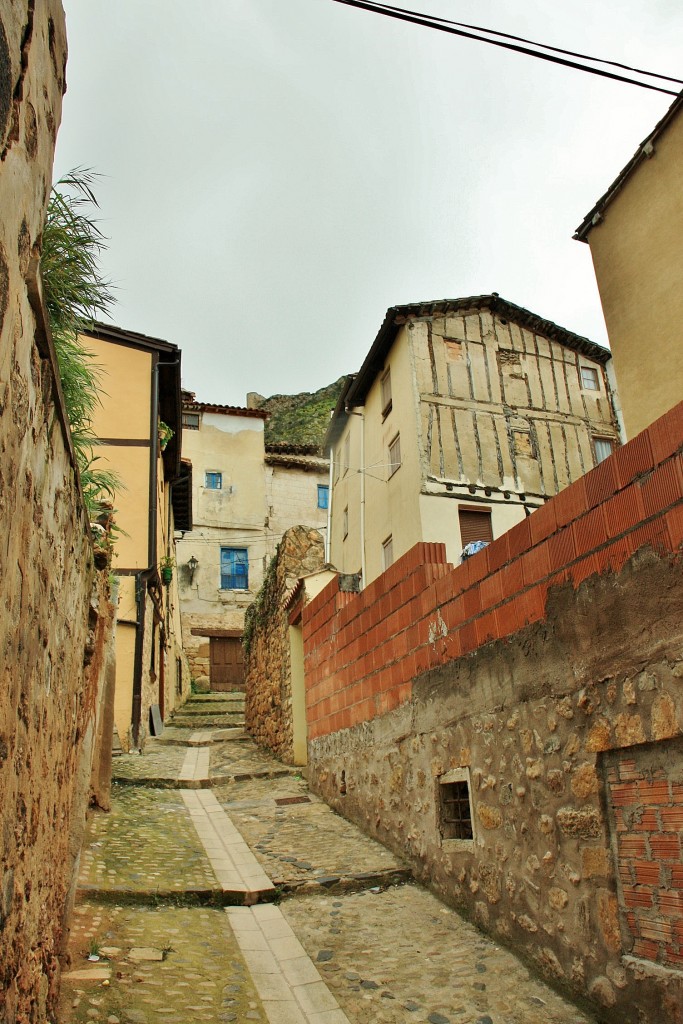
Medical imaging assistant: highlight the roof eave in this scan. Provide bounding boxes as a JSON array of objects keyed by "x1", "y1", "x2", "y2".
[
  {"x1": 323, "y1": 375, "x2": 356, "y2": 454},
  {"x1": 574, "y1": 89, "x2": 683, "y2": 242}
]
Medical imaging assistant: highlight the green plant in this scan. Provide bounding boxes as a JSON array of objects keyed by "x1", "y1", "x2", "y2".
[
  {"x1": 159, "y1": 554, "x2": 175, "y2": 570},
  {"x1": 158, "y1": 419, "x2": 174, "y2": 450},
  {"x1": 41, "y1": 168, "x2": 121, "y2": 522}
]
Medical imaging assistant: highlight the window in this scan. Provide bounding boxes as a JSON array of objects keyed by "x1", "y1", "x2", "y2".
[
  {"x1": 594, "y1": 437, "x2": 614, "y2": 465},
  {"x1": 581, "y1": 366, "x2": 600, "y2": 391},
  {"x1": 458, "y1": 506, "x2": 493, "y2": 546},
  {"x1": 343, "y1": 434, "x2": 350, "y2": 476},
  {"x1": 343, "y1": 506, "x2": 349, "y2": 540},
  {"x1": 388, "y1": 434, "x2": 401, "y2": 478},
  {"x1": 182, "y1": 411, "x2": 200, "y2": 429},
  {"x1": 220, "y1": 547, "x2": 248, "y2": 590},
  {"x1": 381, "y1": 368, "x2": 392, "y2": 417},
  {"x1": 205, "y1": 471, "x2": 222, "y2": 489},
  {"x1": 317, "y1": 484, "x2": 329, "y2": 509},
  {"x1": 382, "y1": 535, "x2": 394, "y2": 570},
  {"x1": 438, "y1": 769, "x2": 474, "y2": 841}
]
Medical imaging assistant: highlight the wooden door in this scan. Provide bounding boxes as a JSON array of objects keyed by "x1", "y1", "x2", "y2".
[{"x1": 210, "y1": 637, "x2": 245, "y2": 691}]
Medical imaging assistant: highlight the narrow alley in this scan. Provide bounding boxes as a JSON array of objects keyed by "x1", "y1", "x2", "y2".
[{"x1": 59, "y1": 693, "x2": 596, "y2": 1024}]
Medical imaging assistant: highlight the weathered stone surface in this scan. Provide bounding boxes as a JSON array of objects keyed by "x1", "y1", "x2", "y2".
[
  {"x1": 651, "y1": 691, "x2": 677, "y2": 739},
  {"x1": 548, "y1": 888, "x2": 569, "y2": 910},
  {"x1": 0, "y1": 5, "x2": 115, "y2": 1022},
  {"x1": 308, "y1": 550, "x2": 683, "y2": 1024},
  {"x1": 570, "y1": 762, "x2": 598, "y2": 799},
  {"x1": 244, "y1": 526, "x2": 324, "y2": 763},
  {"x1": 477, "y1": 805, "x2": 502, "y2": 830},
  {"x1": 580, "y1": 846, "x2": 609, "y2": 879},
  {"x1": 194, "y1": 674, "x2": 210, "y2": 693},
  {"x1": 613, "y1": 713, "x2": 646, "y2": 747},
  {"x1": 588, "y1": 975, "x2": 617, "y2": 1008},
  {"x1": 555, "y1": 807, "x2": 601, "y2": 839}
]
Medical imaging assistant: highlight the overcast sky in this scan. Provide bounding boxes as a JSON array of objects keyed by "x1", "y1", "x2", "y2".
[{"x1": 53, "y1": 0, "x2": 682, "y2": 406}]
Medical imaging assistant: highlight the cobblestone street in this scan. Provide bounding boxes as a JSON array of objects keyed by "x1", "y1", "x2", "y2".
[{"x1": 60, "y1": 694, "x2": 596, "y2": 1024}]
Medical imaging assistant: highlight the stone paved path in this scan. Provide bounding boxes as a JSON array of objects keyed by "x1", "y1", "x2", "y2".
[{"x1": 60, "y1": 692, "x2": 596, "y2": 1024}]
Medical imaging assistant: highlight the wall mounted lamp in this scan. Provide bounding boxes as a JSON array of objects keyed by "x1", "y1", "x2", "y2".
[{"x1": 188, "y1": 555, "x2": 199, "y2": 582}]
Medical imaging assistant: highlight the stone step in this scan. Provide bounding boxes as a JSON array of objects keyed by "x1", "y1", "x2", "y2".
[
  {"x1": 112, "y1": 766, "x2": 294, "y2": 789},
  {"x1": 170, "y1": 718, "x2": 245, "y2": 730},
  {"x1": 188, "y1": 692, "x2": 245, "y2": 703},
  {"x1": 178, "y1": 708, "x2": 243, "y2": 718}
]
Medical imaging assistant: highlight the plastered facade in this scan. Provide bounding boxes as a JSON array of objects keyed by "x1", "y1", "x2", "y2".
[
  {"x1": 177, "y1": 404, "x2": 330, "y2": 684},
  {"x1": 329, "y1": 298, "x2": 620, "y2": 584},
  {"x1": 265, "y1": 452, "x2": 329, "y2": 551},
  {"x1": 577, "y1": 94, "x2": 683, "y2": 440},
  {"x1": 0, "y1": 4, "x2": 114, "y2": 1019},
  {"x1": 85, "y1": 328, "x2": 190, "y2": 747},
  {"x1": 177, "y1": 404, "x2": 269, "y2": 679}
]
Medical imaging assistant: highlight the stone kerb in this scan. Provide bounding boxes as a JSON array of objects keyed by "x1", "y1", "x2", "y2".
[{"x1": 303, "y1": 401, "x2": 683, "y2": 741}]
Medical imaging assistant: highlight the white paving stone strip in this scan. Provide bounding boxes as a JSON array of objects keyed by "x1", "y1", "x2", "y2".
[
  {"x1": 178, "y1": 745, "x2": 210, "y2": 780},
  {"x1": 182, "y1": 789, "x2": 275, "y2": 894},
  {"x1": 227, "y1": 905, "x2": 351, "y2": 1024},
  {"x1": 188, "y1": 729, "x2": 214, "y2": 746}
]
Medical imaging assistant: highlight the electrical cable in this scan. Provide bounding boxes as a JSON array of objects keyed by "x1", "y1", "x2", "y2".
[
  {"x1": 330, "y1": 0, "x2": 680, "y2": 96},
  {"x1": 349, "y1": 0, "x2": 683, "y2": 85}
]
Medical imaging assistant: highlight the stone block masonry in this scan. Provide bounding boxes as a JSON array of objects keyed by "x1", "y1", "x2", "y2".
[
  {"x1": 304, "y1": 400, "x2": 683, "y2": 1024},
  {"x1": 245, "y1": 526, "x2": 324, "y2": 762},
  {"x1": 0, "y1": 4, "x2": 115, "y2": 1022}
]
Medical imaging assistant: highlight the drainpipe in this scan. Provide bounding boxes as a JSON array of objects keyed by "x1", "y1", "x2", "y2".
[
  {"x1": 148, "y1": 355, "x2": 160, "y2": 568},
  {"x1": 133, "y1": 356, "x2": 161, "y2": 747},
  {"x1": 325, "y1": 446, "x2": 334, "y2": 564},
  {"x1": 133, "y1": 353, "x2": 183, "y2": 744},
  {"x1": 131, "y1": 567, "x2": 154, "y2": 747},
  {"x1": 359, "y1": 406, "x2": 366, "y2": 586}
]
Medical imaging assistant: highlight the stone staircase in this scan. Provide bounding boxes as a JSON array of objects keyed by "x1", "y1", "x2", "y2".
[{"x1": 169, "y1": 689, "x2": 246, "y2": 730}]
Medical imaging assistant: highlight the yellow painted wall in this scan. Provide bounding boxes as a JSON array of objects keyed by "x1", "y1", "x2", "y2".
[
  {"x1": 83, "y1": 332, "x2": 185, "y2": 743},
  {"x1": 88, "y1": 338, "x2": 152, "y2": 441},
  {"x1": 288, "y1": 624, "x2": 307, "y2": 766},
  {"x1": 113, "y1": 622, "x2": 136, "y2": 747},
  {"x1": 85, "y1": 335, "x2": 153, "y2": 568},
  {"x1": 585, "y1": 110, "x2": 683, "y2": 438}
]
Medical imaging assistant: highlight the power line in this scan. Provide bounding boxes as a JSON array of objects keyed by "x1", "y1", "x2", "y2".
[
  {"x1": 330, "y1": 0, "x2": 681, "y2": 96},
  {"x1": 369, "y1": 1, "x2": 683, "y2": 85}
]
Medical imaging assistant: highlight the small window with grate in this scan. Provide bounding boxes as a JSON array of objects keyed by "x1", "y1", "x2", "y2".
[
  {"x1": 438, "y1": 769, "x2": 474, "y2": 842},
  {"x1": 182, "y1": 411, "x2": 200, "y2": 429}
]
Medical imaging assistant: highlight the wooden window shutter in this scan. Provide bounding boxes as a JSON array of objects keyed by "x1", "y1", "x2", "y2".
[{"x1": 458, "y1": 508, "x2": 493, "y2": 546}]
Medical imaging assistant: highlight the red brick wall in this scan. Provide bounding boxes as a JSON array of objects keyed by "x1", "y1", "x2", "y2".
[
  {"x1": 303, "y1": 401, "x2": 683, "y2": 740},
  {"x1": 605, "y1": 742, "x2": 683, "y2": 970}
]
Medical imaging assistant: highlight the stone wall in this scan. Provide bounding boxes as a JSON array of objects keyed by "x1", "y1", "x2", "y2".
[
  {"x1": 304, "y1": 402, "x2": 683, "y2": 1023},
  {"x1": 0, "y1": 4, "x2": 114, "y2": 1021},
  {"x1": 245, "y1": 526, "x2": 324, "y2": 762}
]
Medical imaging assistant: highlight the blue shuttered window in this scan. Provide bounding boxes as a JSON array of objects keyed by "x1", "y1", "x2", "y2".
[{"x1": 220, "y1": 547, "x2": 248, "y2": 590}]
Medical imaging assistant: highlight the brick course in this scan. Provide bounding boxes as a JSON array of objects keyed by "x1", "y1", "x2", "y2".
[{"x1": 304, "y1": 402, "x2": 683, "y2": 741}]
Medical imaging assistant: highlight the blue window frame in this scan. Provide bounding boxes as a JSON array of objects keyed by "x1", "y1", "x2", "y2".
[
  {"x1": 205, "y1": 471, "x2": 222, "y2": 489},
  {"x1": 220, "y1": 547, "x2": 248, "y2": 590},
  {"x1": 317, "y1": 484, "x2": 329, "y2": 509}
]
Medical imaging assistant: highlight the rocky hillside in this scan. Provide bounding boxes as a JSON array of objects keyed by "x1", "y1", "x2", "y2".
[{"x1": 253, "y1": 377, "x2": 345, "y2": 450}]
